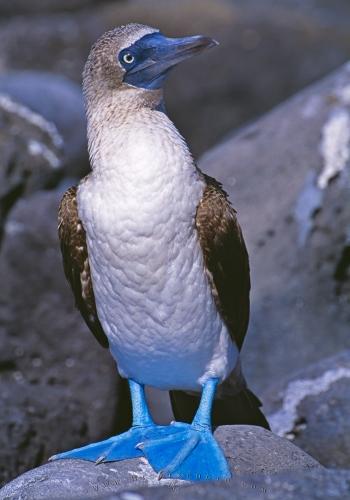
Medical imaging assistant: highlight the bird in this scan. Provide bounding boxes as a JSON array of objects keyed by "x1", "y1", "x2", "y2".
[{"x1": 52, "y1": 23, "x2": 269, "y2": 481}]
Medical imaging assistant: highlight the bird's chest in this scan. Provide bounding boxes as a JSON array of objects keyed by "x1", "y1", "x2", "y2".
[
  {"x1": 79, "y1": 120, "x2": 205, "y2": 297},
  {"x1": 82, "y1": 173, "x2": 203, "y2": 296},
  {"x1": 77, "y1": 145, "x2": 210, "y2": 336},
  {"x1": 76, "y1": 118, "x2": 236, "y2": 389}
]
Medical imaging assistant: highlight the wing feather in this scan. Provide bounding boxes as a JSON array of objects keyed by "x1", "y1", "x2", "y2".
[
  {"x1": 58, "y1": 186, "x2": 109, "y2": 348},
  {"x1": 196, "y1": 174, "x2": 250, "y2": 350}
]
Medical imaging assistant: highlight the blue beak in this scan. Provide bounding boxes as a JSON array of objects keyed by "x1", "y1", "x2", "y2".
[{"x1": 121, "y1": 32, "x2": 218, "y2": 89}]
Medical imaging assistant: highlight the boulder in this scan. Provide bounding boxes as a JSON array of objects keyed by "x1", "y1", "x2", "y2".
[
  {"x1": 2, "y1": 0, "x2": 350, "y2": 155},
  {"x1": 199, "y1": 62, "x2": 350, "y2": 395},
  {"x1": 0, "y1": 71, "x2": 87, "y2": 177},
  {"x1": 0, "y1": 190, "x2": 122, "y2": 486},
  {"x1": 0, "y1": 0, "x2": 113, "y2": 17},
  {"x1": 0, "y1": 382, "x2": 88, "y2": 489},
  {"x1": 264, "y1": 350, "x2": 350, "y2": 468},
  {"x1": 0, "y1": 92, "x2": 63, "y2": 242},
  {"x1": 103, "y1": 469, "x2": 350, "y2": 500},
  {"x1": 0, "y1": 425, "x2": 321, "y2": 499}
]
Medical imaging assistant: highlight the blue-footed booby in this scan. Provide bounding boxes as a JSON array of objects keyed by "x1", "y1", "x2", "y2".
[{"x1": 53, "y1": 23, "x2": 269, "y2": 481}]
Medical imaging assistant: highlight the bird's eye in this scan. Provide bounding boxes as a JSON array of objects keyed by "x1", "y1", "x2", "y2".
[{"x1": 122, "y1": 53, "x2": 135, "y2": 64}]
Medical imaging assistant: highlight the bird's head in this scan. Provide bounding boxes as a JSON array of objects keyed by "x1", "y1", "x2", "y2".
[{"x1": 83, "y1": 23, "x2": 218, "y2": 112}]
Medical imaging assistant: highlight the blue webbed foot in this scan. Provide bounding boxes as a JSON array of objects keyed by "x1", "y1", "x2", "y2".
[
  {"x1": 49, "y1": 424, "x2": 180, "y2": 464},
  {"x1": 138, "y1": 422, "x2": 231, "y2": 481}
]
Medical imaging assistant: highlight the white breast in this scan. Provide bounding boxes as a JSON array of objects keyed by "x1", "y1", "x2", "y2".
[{"x1": 78, "y1": 109, "x2": 238, "y2": 391}]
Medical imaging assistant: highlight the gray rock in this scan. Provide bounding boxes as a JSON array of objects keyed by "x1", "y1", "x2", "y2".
[
  {"x1": 0, "y1": 382, "x2": 88, "y2": 490},
  {"x1": 0, "y1": 92, "x2": 63, "y2": 242},
  {"x1": 0, "y1": 425, "x2": 321, "y2": 499},
  {"x1": 0, "y1": 72, "x2": 87, "y2": 176},
  {"x1": 103, "y1": 469, "x2": 350, "y2": 500},
  {"x1": 199, "y1": 62, "x2": 350, "y2": 396},
  {"x1": 3, "y1": 0, "x2": 350, "y2": 155},
  {"x1": 215, "y1": 426, "x2": 320, "y2": 475},
  {"x1": 0, "y1": 190, "x2": 122, "y2": 486},
  {"x1": 0, "y1": 0, "x2": 111, "y2": 16},
  {"x1": 263, "y1": 350, "x2": 350, "y2": 468}
]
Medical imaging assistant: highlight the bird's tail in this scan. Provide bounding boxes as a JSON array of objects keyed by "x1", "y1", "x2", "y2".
[{"x1": 169, "y1": 386, "x2": 270, "y2": 430}]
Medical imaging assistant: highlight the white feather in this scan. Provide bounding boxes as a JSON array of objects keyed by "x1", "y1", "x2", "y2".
[{"x1": 78, "y1": 108, "x2": 238, "y2": 391}]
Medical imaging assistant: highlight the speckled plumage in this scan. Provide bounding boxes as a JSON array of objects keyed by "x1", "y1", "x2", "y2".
[
  {"x1": 58, "y1": 23, "x2": 250, "y2": 394},
  {"x1": 58, "y1": 186, "x2": 108, "y2": 348},
  {"x1": 77, "y1": 106, "x2": 239, "y2": 390}
]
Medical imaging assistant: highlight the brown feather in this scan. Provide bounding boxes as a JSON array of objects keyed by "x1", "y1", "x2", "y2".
[
  {"x1": 58, "y1": 186, "x2": 109, "y2": 348},
  {"x1": 195, "y1": 174, "x2": 250, "y2": 350},
  {"x1": 171, "y1": 180, "x2": 266, "y2": 426}
]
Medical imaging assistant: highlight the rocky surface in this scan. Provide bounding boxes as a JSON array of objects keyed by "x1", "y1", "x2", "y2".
[
  {"x1": 103, "y1": 469, "x2": 350, "y2": 500},
  {"x1": 0, "y1": 71, "x2": 87, "y2": 176},
  {"x1": 0, "y1": 190, "x2": 123, "y2": 486},
  {"x1": 0, "y1": 92, "x2": 63, "y2": 243},
  {"x1": 2, "y1": 0, "x2": 350, "y2": 155},
  {"x1": 0, "y1": 425, "x2": 322, "y2": 499},
  {"x1": 264, "y1": 350, "x2": 350, "y2": 469},
  {"x1": 0, "y1": 382, "x2": 88, "y2": 490},
  {"x1": 199, "y1": 61, "x2": 350, "y2": 396},
  {"x1": 0, "y1": 0, "x2": 113, "y2": 16}
]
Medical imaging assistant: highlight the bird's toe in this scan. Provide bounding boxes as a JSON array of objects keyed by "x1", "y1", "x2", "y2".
[{"x1": 141, "y1": 424, "x2": 231, "y2": 481}]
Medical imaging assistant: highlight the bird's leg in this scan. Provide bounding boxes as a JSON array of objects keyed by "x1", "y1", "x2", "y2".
[
  {"x1": 49, "y1": 379, "x2": 180, "y2": 463},
  {"x1": 139, "y1": 378, "x2": 231, "y2": 481}
]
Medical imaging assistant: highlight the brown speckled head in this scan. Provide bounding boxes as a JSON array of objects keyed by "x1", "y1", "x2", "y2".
[
  {"x1": 83, "y1": 23, "x2": 217, "y2": 116},
  {"x1": 83, "y1": 24, "x2": 162, "y2": 114}
]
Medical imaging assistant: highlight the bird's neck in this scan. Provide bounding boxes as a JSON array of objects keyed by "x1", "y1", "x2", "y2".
[{"x1": 86, "y1": 96, "x2": 200, "y2": 192}]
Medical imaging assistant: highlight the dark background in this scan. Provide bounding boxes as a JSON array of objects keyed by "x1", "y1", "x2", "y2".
[{"x1": 2, "y1": 0, "x2": 350, "y2": 157}]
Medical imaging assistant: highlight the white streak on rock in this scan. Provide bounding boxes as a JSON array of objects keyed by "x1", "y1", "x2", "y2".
[
  {"x1": 119, "y1": 493, "x2": 144, "y2": 500},
  {"x1": 27, "y1": 139, "x2": 61, "y2": 169},
  {"x1": 4, "y1": 220, "x2": 26, "y2": 236},
  {"x1": 294, "y1": 171, "x2": 323, "y2": 246},
  {"x1": 318, "y1": 108, "x2": 350, "y2": 189},
  {"x1": 127, "y1": 457, "x2": 187, "y2": 487},
  {"x1": 336, "y1": 83, "x2": 350, "y2": 106},
  {"x1": 269, "y1": 367, "x2": 350, "y2": 437},
  {"x1": 0, "y1": 93, "x2": 63, "y2": 149},
  {"x1": 301, "y1": 95, "x2": 322, "y2": 119}
]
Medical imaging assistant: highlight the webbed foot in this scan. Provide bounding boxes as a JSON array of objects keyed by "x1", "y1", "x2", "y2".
[
  {"x1": 49, "y1": 424, "x2": 180, "y2": 464},
  {"x1": 138, "y1": 422, "x2": 231, "y2": 481}
]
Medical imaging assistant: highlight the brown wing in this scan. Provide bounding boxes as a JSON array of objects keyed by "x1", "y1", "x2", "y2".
[
  {"x1": 196, "y1": 174, "x2": 250, "y2": 350},
  {"x1": 58, "y1": 186, "x2": 109, "y2": 348}
]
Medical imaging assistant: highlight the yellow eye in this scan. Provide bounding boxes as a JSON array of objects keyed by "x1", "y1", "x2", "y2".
[{"x1": 123, "y1": 53, "x2": 135, "y2": 64}]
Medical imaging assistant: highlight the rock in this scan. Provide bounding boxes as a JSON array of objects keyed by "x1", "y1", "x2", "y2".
[
  {"x1": 199, "y1": 62, "x2": 350, "y2": 396},
  {"x1": 0, "y1": 92, "x2": 63, "y2": 242},
  {"x1": 3, "y1": 0, "x2": 350, "y2": 155},
  {"x1": 215, "y1": 426, "x2": 320, "y2": 474},
  {"x1": 0, "y1": 0, "x2": 112, "y2": 16},
  {"x1": 263, "y1": 350, "x2": 350, "y2": 468},
  {"x1": 103, "y1": 469, "x2": 350, "y2": 500},
  {"x1": 0, "y1": 382, "x2": 88, "y2": 489},
  {"x1": 0, "y1": 71, "x2": 87, "y2": 177},
  {"x1": 0, "y1": 189, "x2": 123, "y2": 486},
  {"x1": 0, "y1": 425, "x2": 322, "y2": 499},
  {"x1": 0, "y1": 326, "x2": 16, "y2": 371}
]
